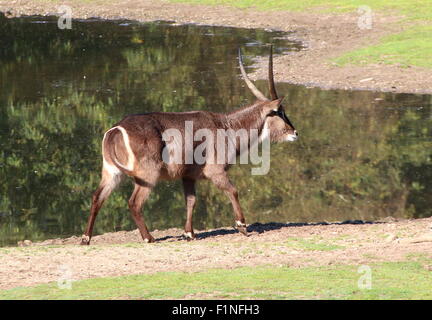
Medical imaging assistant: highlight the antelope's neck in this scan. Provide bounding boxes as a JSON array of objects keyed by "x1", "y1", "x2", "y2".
[
  {"x1": 222, "y1": 102, "x2": 269, "y2": 156},
  {"x1": 224, "y1": 102, "x2": 267, "y2": 133}
]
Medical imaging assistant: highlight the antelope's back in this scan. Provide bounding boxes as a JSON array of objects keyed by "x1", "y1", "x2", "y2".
[{"x1": 116, "y1": 111, "x2": 224, "y2": 180}]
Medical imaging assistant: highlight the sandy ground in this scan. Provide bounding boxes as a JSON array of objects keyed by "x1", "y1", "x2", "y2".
[
  {"x1": 1, "y1": 0, "x2": 432, "y2": 94},
  {"x1": 1, "y1": 217, "x2": 432, "y2": 290}
]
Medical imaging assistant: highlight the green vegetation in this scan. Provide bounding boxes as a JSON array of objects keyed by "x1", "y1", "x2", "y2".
[
  {"x1": 335, "y1": 25, "x2": 432, "y2": 68},
  {"x1": 2, "y1": 261, "x2": 432, "y2": 299}
]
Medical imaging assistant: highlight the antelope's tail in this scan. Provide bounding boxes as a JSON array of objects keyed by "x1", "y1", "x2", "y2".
[{"x1": 102, "y1": 126, "x2": 135, "y2": 176}]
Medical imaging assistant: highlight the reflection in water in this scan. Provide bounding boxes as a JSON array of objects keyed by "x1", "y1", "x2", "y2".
[{"x1": 0, "y1": 15, "x2": 431, "y2": 246}]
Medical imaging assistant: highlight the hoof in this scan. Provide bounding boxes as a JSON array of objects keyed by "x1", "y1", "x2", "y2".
[
  {"x1": 236, "y1": 226, "x2": 249, "y2": 236},
  {"x1": 80, "y1": 235, "x2": 90, "y2": 245},
  {"x1": 235, "y1": 221, "x2": 249, "y2": 236},
  {"x1": 143, "y1": 236, "x2": 155, "y2": 243},
  {"x1": 183, "y1": 232, "x2": 196, "y2": 241}
]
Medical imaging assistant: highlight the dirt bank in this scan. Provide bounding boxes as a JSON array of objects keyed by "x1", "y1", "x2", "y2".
[
  {"x1": 1, "y1": 217, "x2": 432, "y2": 290},
  {"x1": 1, "y1": 0, "x2": 431, "y2": 94}
]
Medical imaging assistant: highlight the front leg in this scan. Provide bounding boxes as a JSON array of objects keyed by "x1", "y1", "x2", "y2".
[
  {"x1": 208, "y1": 172, "x2": 248, "y2": 236},
  {"x1": 182, "y1": 178, "x2": 197, "y2": 240}
]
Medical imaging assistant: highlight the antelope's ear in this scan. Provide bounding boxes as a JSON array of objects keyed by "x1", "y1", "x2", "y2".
[{"x1": 267, "y1": 97, "x2": 285, "y2": 113}]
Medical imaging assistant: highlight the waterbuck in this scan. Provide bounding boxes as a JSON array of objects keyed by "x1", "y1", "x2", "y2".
[{"x1": 81, "y1": 46, "x2": 298, "y2": 245}]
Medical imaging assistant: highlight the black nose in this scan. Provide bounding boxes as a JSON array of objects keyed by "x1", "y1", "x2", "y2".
[{"x1": 294, "y1": 130, "x2": 298, "y2": 136}]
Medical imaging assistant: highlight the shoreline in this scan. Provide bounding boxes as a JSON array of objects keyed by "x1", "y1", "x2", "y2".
[{"x1": 1, "y1": 0, "x2": 431, "y2": 94}]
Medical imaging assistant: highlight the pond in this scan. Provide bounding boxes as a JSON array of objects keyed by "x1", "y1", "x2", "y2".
[{"x1": 0, "y1": 15, "x2": 431, "y2": 246}]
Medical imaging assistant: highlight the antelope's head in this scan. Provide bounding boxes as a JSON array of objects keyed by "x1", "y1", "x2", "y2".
[{"x1": 239, "y1": 46, "x2": 298, "y2": 143}]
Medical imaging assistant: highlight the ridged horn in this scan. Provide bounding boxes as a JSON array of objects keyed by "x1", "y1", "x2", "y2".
[
  {"x1": 238, "y1": 48, "x2": 268, "y2": 101},
  {"x1": 268, "y1": 44, "x2": 278, "y2": 100}
]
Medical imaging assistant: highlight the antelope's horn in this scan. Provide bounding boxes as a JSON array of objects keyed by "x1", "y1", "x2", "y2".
[
  {"x1": 268, "y1": 44, "x2": 278, "y2": 100},
  {"x1": 238, "y1": 48, "x2": 268, "y2": 101}
]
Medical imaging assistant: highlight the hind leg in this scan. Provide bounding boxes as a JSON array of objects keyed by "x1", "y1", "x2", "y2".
[
  {"x1": 81, "y1": 168, "x2": 122, "y2": 245},
  {"x1": 128, "y1": 175, "x2": 158, "y2": 243}
]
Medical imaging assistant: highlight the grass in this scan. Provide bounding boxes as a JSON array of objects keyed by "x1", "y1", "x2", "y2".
[
  {"x1": 1, "y1": 261, "x2": 432, "y2": 299},
  {"x1": 334, "y1": 25, "x2": 432, "y2": 68}
]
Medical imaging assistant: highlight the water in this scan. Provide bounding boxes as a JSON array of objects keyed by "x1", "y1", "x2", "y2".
[{"x1": 0, "y1": 15, "x2": 431, "y2": 246}]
